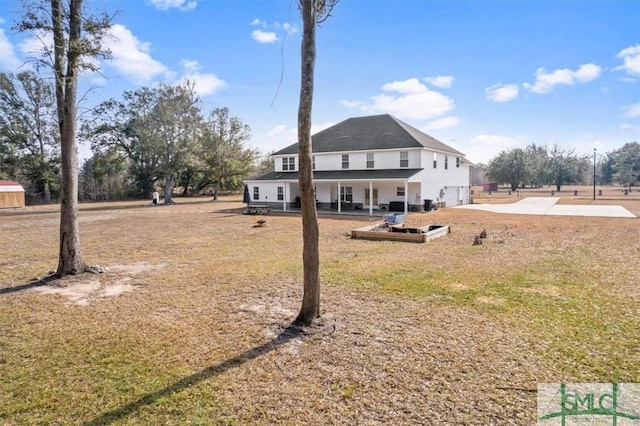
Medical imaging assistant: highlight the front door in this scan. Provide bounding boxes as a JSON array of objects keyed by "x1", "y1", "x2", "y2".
[{"x1": 364, "y1": 188, "x2": 378, "y2": 206}]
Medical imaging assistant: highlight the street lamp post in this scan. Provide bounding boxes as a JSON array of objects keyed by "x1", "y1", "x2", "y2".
[{"x1": 593, "y1": 148, "x2": 597, "y2": 201}]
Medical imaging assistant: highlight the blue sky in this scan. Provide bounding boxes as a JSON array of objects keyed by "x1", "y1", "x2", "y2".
[{"x1": 1, "y1": 0, "x2": 639, "y2": 164}]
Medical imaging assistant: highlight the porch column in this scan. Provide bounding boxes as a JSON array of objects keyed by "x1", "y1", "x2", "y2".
[
  {"x1": 369, "y1": 181, "x2": 373, "y2": 216},
  {"x1": 283, "y1": 182, "x2": 288, "y2": 211},
  {"x1": 337, "y1": 182, "x2": 341, "y2": 213},
  {"x1": 404, "y1": 180, "x2": 408, "y2": 214}
]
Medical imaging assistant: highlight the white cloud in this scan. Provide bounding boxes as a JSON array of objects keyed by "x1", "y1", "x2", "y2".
[
  {"x1": 178, "y1": 60, "x2": 225, "y2": 97},
  {"x1": 105, "y1": 24, "x2": 172, "y2": 83},
  {"x1": 251, "y1": 20, "x2": 296, "y2": 44},
  {"x1": 424, "y1": 75, "x2": 454, "y2": 89},
  {"x1": 471, "y1": 134, "x2": 527, "y2": 147},
  {"x1": 622, "y1": 103, "x2": 640, "y2": 118},
  {"x1": 0, "y1": 28, "x2": 22, "y2": 71},
  {"x1": 619, "y1": 123, "x2": 634, "y2": 130},
  {"x1": 252, "y1": 29, "x2": 278, "y2": 44},
  {"x1": 466, "y1": 134, "x2": 529, "y2": 163},
  {"x1": 615, "y1": 44, "x2": 640, "y2": 77},
  {"x1": 181, "y1": 59, "x2": 199, "y2": 73},
  {"x1": 485, "y1": 83, "x2": 519, "y2": 102},
  {"x1": 267, "y1": 124, "x2": 288, "y2": 137},
  {"x1": 339, "y1": 99, "x2": 364, "y2": 108},
  {"x1": 17, "y1": 29, "x2": 53, "y2": 57},
  {"x1": 523, "y1": 63, "x2": 601, "y2": 94},
  {"x1": 149, "y1": 0, "x2": 197, "y2": 11},
  {"x1": 344, "y1": 78, "x2": 453, "y2": 121},
  {"x1": 282, "y1": 23, "x2": 298, "y2": 35},
  {"x1": 382, "y1": 78, "x2": 426, "y2": 94},
  {"x1": 422, "y1": 116, "x2": 462, "y2": 130},
  {"x1": 265, "y1": 122, "x2": 335, "y2": 144}
]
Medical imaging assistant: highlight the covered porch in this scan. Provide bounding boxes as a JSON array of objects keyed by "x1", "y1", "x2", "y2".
[
  {"x1": 246, "y1": 169, "x2": 428, "y2": 216},
  {"x1": 278, "y1": 175, "x2": 425, "y2": 216}
]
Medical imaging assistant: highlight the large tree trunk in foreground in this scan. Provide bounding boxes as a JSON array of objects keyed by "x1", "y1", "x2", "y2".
[
  {"x1": 295, "y1": 0, "x2": 321, "y2": 325},
  {"x1": 53, "y1": 0, "x2": 89, "y2": 276}
]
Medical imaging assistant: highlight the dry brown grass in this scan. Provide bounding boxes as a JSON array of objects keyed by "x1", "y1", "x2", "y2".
[{"x1": 1, "y1": 189, "x2": 639, "y2": 424}]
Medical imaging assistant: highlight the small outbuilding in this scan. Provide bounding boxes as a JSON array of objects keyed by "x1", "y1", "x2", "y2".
[
  {"x1": 482, "y1": 182, "x2": 498, "y2": 192},
  {"x1": 0, "y1": 180, "x2": 26, "y2": 209}
]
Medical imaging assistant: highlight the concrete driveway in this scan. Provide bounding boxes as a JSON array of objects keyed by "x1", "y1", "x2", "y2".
[{"x1": 454, "y1": 197, "x2": 636, "y2": 218}]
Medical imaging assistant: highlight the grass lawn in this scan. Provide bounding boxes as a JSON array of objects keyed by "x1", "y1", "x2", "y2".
[{"x1": 1, "y1": 189, "x2": 639, "y2": 425}]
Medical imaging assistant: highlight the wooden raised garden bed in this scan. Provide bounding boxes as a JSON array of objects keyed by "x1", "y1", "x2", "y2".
[{"x1": 351, "y1": 223, "x2": 450, "y2": 243}]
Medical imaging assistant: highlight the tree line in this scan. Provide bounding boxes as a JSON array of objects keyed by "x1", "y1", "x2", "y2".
[
  {"x1": 0, "y1": 71, "x2": 269, "y2": 204},
  {"x1": 477, "y1": 142, "x2": 639, "y2": 191}
]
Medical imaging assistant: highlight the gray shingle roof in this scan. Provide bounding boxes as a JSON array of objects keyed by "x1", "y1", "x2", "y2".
[
  {"x1": 249, "y1": 168, "x2": 423, "y2": 181},
  {"x1": 273, "y1": 114, "x2": 465, "y2": 156}
]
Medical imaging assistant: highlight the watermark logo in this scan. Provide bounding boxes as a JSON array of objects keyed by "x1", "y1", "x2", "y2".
[{"x1": 538, "y1": 383, "x2": 640, "y2": 425}]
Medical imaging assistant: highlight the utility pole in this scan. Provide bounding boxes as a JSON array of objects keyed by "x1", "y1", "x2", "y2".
[{"x1": 593, "y1": 148, "x2": 597, "y2": 201}]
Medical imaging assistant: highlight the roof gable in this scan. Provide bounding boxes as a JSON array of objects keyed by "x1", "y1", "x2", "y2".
[
  {"x1": 0, "y1": 180, "x2": 25, "y2": 192},
  {"x1": 273, "y1": 114, "x2": 465, "y2": 156}
]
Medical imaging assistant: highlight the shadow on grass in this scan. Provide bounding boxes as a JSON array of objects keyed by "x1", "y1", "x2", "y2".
[
  {"x1": 0, "y1": 274, "x2": 57, "y2": 295},
  {"x1": 82, "y1": 323, "x2": 307, "y2": 426}
]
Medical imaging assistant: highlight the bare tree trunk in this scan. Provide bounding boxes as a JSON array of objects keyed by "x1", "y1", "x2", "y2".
[
  {"x1": 53, "y1": 0, "x2": 89, "y2": 276},
  {"x1": 213, "y1": 181, "x2": 220, "y2": 200},
  {"x1": 295, "y1": 0, "x2": 321, "y2": 325},
  {"x1": 164, "y1": 174, "x2": 175, "y2": 204},
  {"x1": 43, "y1": 180, "x2": 51, "y2": 203}
]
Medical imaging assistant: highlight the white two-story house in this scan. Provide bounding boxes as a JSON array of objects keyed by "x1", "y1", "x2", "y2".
[{"x1": 245, "y1": 114, "x2": 473, "y2": 214}]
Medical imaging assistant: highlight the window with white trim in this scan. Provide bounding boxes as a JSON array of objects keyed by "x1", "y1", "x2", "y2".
[
  {"x1": 342, "y1": 154, "x2": 349, "y2": 169},
  {"x1": 456, "y1": 157, "x2": 460, "y2": 168},
  {"x1": 400, "y1": 151, "x2": 408, "y2": 168},
  {"x1": 445, "y1": 156, "x2": 449, "y2": 170},
  {"x1": 277, "y1": 186, "x2": 283, "y2": 201},
  {"x1": 396, "y1": 186, "x2": 405, "y2": 196},
  {"x1": 340, "y1": 186, "x2": 353, "y2": 202},
  {"x1": 253, "y1": 187, "x2": 259, "y2": 200},
  {"x1": 282, "y1": 157, "x2": 295, "y2": 171},
  {"x1": 312, "y1": 156, "x2": 316, "y2": 170},
  {"x1": 366, "y1": 152, "x2": 374, "y2": 169}
]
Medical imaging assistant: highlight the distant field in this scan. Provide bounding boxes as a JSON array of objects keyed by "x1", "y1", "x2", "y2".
[
  {"x1": 473, "y1": 184, "x2": 640, "y2": 210},
  {"x1": 1, "y1": 193, "x2": 638, "y2": 424}
]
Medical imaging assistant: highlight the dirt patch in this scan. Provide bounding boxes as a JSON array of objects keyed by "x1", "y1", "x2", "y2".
[
  {"x1": 31, "y1": 262, "x2": 165, "y2": 305},
  {"x1": 477, "y1": 295, "x2": 506, "y2": 305},
  {"x1": 522, "y1": 285, "x2": 562, "y2": 298},
  {"x1": 107, "y1": 261, "x2": 165, "y2": 275}
]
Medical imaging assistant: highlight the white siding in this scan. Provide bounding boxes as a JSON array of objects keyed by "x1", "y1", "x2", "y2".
[
  {"x1": 311, "y1": 149, "x2": 422, "y2": 171},
  {"x1": 415, "y1": 150, "x2": 471, "y2": 206}
]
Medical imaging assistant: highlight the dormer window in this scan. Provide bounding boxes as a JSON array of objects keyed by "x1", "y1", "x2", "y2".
[
  {"x1": 400, "y1": 151, "x2": 408, "y2": 168},
  {"x1": 282, "y1": 157, "x2": 295, "y2": 171}
]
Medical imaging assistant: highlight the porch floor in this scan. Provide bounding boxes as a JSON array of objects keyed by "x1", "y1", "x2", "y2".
[{"x1": 273, "y1": 207, "x2": 415, "y2": 218}]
